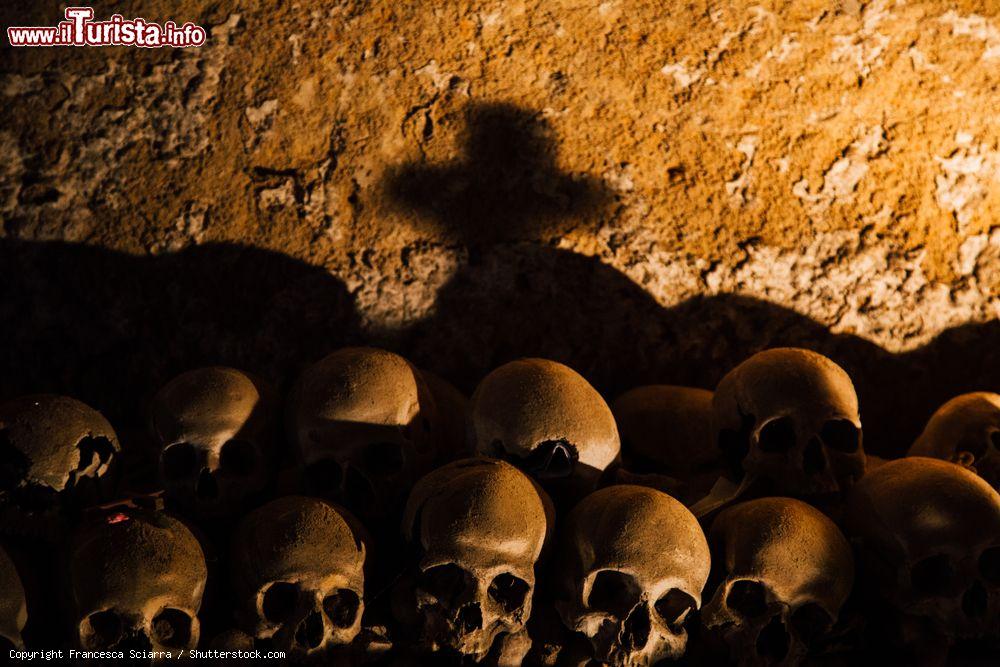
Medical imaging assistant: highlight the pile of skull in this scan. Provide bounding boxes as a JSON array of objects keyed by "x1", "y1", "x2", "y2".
[{"x1": 0, "y1": 346, "x2": 998, "y2": 665}]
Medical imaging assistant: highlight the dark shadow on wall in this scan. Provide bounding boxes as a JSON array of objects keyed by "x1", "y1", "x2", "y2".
[{"x1": 385, "y1": 102, "x2": 1000, "y2": 457}]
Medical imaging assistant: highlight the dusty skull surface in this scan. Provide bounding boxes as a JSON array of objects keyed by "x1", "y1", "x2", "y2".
[
  {"x1": 288, "y1": 347, "x2": 438, "y2": 520},
  {"x1": 702, "y1": 497, "x2": 854, "y2": 666},
  {"x1": 612, "y1": 385, "x2": 720, "y2": 503},
  {"x1": 555, "y1": 484, "x2": 710, "y2": 666},
  {"x1": 909, "y1": 392, "x2": 1000, "y2": 491},
  {"x1": 70, "y1": 507, "x2": 206, "y2": 652},
  {"x1": 150, "y1": 366, "x2": 276, "y2": 518},
  {"x1": 845, "y1": 457, "x2": 1000, "y2": 643},
  {"x1": 0, "y1": 395, "x2": 119, "y2": 531},
  {"x1": 399, "y1": 458, "x2": 552, "y2": 661},
  {"x1": 712, "y1": 348, "x2": 864, "y2": 500},
  {"x1": 0, "y1": 545, "x2": 26, "y2": 650},
  {"x1": 469, "y1": 358, "x2": 620, "y2": 505},
  {"x1": 231, "y1": 495, "x2": 366, "y2": 660}
]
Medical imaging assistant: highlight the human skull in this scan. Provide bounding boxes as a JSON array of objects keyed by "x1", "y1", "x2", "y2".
[
  {"x1": 845, "y1": 457, "x2": 1000, "y2": 642},
  {"x1": 702, "y1": 497, "x2": 854, "y2": 665},
  {"x1": 909, "y1": 392, "x2": 1000, "y2": 491},
  {"x1": 0, "y1": 395, "x2": 119, "y2": 534},
  {"x1": 70, "y1": 506, "x2": 206, "y2": 652},
  {"x1": 150, "y1": 367, "x2": 277, "y2": 518},
  {"x1": 0, "y1": 546, "x2": 26, "y2": 650},
  {"x1": 399, "y1": 458, "x2": 552, "y2": 661},
  {"x1": 612, "y1": 385, "x2": 721, "y2": 503},
  {"x1": 231, "y1": 495, "x2": 366, "y2": 660},
  {"x1": 712, "y1": 348, "x2": 864, "y2": 500},
  {"x1": 555, "y1": 484, "x2": 709, "y2": 666},
  {"x1": 288, "y1": 347, "x2": 438, "y2": 520},
  {"x1": 469, "y1": 358, "x2": 620, "y2": 506}
]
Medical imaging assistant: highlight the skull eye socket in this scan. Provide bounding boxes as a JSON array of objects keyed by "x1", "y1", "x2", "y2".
[
  {"x1": 726, "y1": 580, "x2": 768, "y2": 618},
  {"x1": 82, "y1": 609, "x2": 123, "y2": 649},
  {"x1": 654, "y1": 589, "x2": 696, "y2": 632},
  {"x1": 588, "y1": 570, "x2": 640, "y2": 618},
  {"x1": 151, "y1": 608, "x2": 192, "y2": 648},
  {"x1": 979, "y1": 546, "x2": 1000, "y2": 585},
  {"x1": 305, "y1": 458, "x2": 343, "y2": 492},
  {"x1": 262, "y1": 582, "x2": 298, "y2": 624},
  {"x1": 789, "y1": 602, "x2": 832, "y2": 642},
  {"x1": 820, "y1": 419, "x2": 860, "y2": 453},
  {"x1": 323, "y1": 589, "x2": 361, "y2": 628},
  {"x1": 362, "y1": 441, "x2": 405, "y2": 476},
  {"x1": 488, "y1": 573, "x2": 530, "y2": 614},
  {"x1": 0, "y1": 429, "x2": 29, "y2": 492},
  {"x1": 911, "y1": 554, "x2": 956, "y2": 597},
  {"x1": 757, "y1": 417, "x2": 796, "y2": 453},
  {"x1": 161, "y1": 442, "x2": 197, "y2": 479},
  {"x1": 419, "y1": 564, "x2": 471, "y2": 607},
  {"x1": 220, "y1": 439, "x2": 256, "y2": 475}
]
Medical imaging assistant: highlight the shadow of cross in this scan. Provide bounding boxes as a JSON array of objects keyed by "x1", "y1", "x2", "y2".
[{"x1": 386, "y1": 102, "x2": 613, "y2": 245}]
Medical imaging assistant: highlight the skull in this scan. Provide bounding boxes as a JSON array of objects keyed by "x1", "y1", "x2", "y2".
[
  {"x1": 702, "y1": 497, "x2": 854, "y2": 665},
  {"x1": 0, "y1": 546, "x2": 26, "y2": 650},
  {"x1": 288, "y1": 347, "x2": 438, "y2": 521},
  {"x1": 399, "y1": 458, "x2": 552, "y2": 661},
  {"x1": 150, "y1": 367, "x2": 277, "y2": 518},
  {"x1": 554, "y1": 484, "x2": 709, "y2": 666},
  {"x1": 845, "y1": 457, "x2": 1000, "y2": 642},
  {"x1": 70, "y1": 506, "x2": 206, "y2": 652},
  {"x1": 0, "y1": 395, "x2": 119, "y2": 536},
  {"x1": 712, "y1": 348, "x2": 865, "y2": 501},
  {"x1": 909, "y1": 392, "x2": 1000, "y2": 491},
  {"x1": 469, "y1": 358, "x2": 620, "y2": 506},
  {"x1": 231, "y1": 495, "x2": 366, "y2": 660},
  {"x1": 612, "y1": 385, "x2": 721, "y2": 503}
]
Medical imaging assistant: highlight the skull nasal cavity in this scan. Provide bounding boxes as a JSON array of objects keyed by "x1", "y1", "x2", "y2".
[
  {"x1": 755, "y1": 615, "x2": 790, "y2": 662},
  {"x1": 623, "y1": 604, "x2": 651, "y2": 652},
  {"x1": 726, "y1": 580, "x2": 768, "y2": 618},
  {"x1": 758, "y1": 417, "x2": 796, "y2": 453},
  {"x1": 456, "y1": 603, "x2": 483, "y2": 634},
  {"x1": 295, "y1": 611, "x2": 324, "y2": 649},
  {"x1": 803, "y1": 438, "x2": 826, "y2": 475},
  {"x1": 196, "y1": 469, "x2": 218, "y2": 500},
  {"x1": 820, "y1": 419, "x2": 860, "y2": 453}
]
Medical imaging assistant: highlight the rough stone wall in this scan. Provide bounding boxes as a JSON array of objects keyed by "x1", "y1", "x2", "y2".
[{"x1": 1, "y1": 1, "x2": 998, "y2": 455}]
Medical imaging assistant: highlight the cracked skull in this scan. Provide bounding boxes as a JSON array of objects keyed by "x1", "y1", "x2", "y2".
[
  {"x1": 288, "y1": 347, "x2": 438, "y2": 520},
  {"x1": 469, "y1": 358, "x2": 620, "y2": 505},
  {"x1": 150, "y1": 367, "x2": 277, "y2": 518},
  {"x1": 0, "y1": 395, "x2": 119, "y2": 528},
  {"x1": 702, "y1": 497, "x2": 854, "y2": 666},
  {"x1": 0, "y1": 546, "x2": 26, "y2": 650},
  {"x1": 70, "y1": 507, "x2": 206, "y2": 652},
  {"x1": 909, "y1": 392, "x2": 1000, "y2": 491},
  {"x1": 612, "y1": 385, "x2": 721, "y2": 503},
  {"x1": 712, "y1": 348, "x2": 864, "y2": 500},
  {"x1": 555, "y1": 484, "x2": 710, "y2": 666},
  {"x1": 231, "y1": 495, "x2": 366, "y2": 659},
  {"x1": 400, "y1": 458, "x2": 552, "y2": 660},
  {"x1": 845, "y1": 457, "x2": 1000, "y2": 641}
]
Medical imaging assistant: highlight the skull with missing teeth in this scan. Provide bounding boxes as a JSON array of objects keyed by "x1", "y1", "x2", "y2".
[
  {"x1": 71, "y1": 508, "x2": 206, "y2": 653},
  {"x1": 231, "y1": 496, "x2": 366, "y2": 660},
  {"x1": 555, "y1": 484, "x2": 710, "y2": 666},
  {"x1": 400, "y1": 458, "x2": 552, "y2": 661},
  {"x1": 288, "y1": 347, "x2": 438, "y2": 520},
  {"x1": 0, "y1": 395, "x2": 119, "y2": 531},
  {"x1": 713, "y1": 348, "x2": 864, "y2": 500},
  {"x1": 469, "y1": 358, "x2": 620, "y2": 505},
  {"x1": 846, "y1": 457, "x2": 1000, "y2": 642},
  {"x1": 702, "y1": 497, "x2": 854, "y2": 666},
  {"x1": 909, "y1": 392, "x2": 1000, "y2": 491},
  {"x1": 150, "y1": 367, "x2": 276, "y2": 518},
  {"x1": 0, "y1": 546, "x2": 26, "y2": 650}
]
